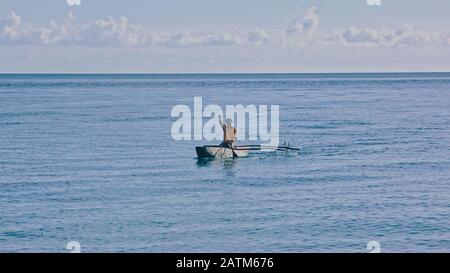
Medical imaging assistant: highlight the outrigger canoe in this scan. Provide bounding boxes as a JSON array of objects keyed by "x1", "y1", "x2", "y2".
[{"x1": 196, "y1": 144, "x2": 300, "y2": 159}]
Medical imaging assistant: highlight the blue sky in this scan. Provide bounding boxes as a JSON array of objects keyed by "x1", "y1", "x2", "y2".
[{"x1": 1, "y1": 0, "x2": 450, "y2": 72}]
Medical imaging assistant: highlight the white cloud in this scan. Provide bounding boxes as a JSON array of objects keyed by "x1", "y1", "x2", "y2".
[
  {"x1": 0, "y1": 11, "x2": 76, "y2": 45},
  {"x1": 342, "y1": 27, "x2": 378, "y2": 44},
  {"x1": 336, "y1": 25, "x2": 438, "y2": 47},
  {"x1": 0, "y1": 11, "x2": 28, "y2": 43},
  {"x1": 78, "y1": 16, "x2": 147, "y2": 47},
  {"x1": 442, "y1": 32, "x2": 450, "y2": 46},
  {"x1": 66, "y1": 0, "x2": 81, "y2": 6},
  {"x1": 247, "y1": 28, "x2": 269, "y2": 45},
  {"x1": 286, "y1": 6, "x2": 319, "y2": 37},
  {"x1": 152, "y1": 31, "x2": 242, "y2": 48}
]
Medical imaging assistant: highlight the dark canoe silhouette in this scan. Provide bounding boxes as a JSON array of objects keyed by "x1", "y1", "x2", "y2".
[{"x1": 195, "y1": 146, "x2": 248, "y2": 159}]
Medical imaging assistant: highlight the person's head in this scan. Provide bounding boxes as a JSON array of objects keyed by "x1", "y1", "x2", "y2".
[{"x1": 226, "y1": 119, "x2": 233, "y2": 127}]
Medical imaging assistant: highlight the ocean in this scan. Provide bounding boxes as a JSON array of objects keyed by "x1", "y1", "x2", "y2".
[{"x1": 0, "y1": 73, "x2": 449, "y2": 252}]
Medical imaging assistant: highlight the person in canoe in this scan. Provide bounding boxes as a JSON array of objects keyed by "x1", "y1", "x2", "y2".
[{"x1": 219, "y1": 116, "x2": 237, "y2": 149}]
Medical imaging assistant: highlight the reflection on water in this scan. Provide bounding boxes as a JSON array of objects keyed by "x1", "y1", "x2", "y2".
[
  {"x1": 196, "y1": 158, "x2": 214, "y2": 167},
  {"x1": 223, "y1": 158, "x2": 237, "y2": 170},
  {"x1": 196, "y1": 157, "x2": 238, "y2": 171}
]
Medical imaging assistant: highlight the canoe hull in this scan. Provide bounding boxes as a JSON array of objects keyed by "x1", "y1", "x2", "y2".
[{"x1": 196, "y1": 146, "x2": 248, "y2": 159}]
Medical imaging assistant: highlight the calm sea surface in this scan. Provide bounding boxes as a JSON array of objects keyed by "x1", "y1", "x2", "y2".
[{"x1": 1, "y1": 73, "x2": 449, "y2": 252}]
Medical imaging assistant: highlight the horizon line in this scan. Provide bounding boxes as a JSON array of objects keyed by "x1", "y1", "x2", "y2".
[{"x1": 1, "y1": 71, "x2": 450, "y2": 75}]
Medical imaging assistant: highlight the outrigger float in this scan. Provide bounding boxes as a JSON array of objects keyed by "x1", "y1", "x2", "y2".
[{"x1": 195, "y1": 144, "x2": 299, "y2": 159}]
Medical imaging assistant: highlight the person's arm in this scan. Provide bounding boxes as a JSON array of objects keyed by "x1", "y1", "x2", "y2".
[{"x1": 218, "y1": 115, "x2": 225, "y2": 130}]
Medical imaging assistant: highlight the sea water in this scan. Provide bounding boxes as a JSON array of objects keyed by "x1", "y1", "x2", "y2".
[{"x1": 0, "y1": 73, "x2": 449, "y2": 252}]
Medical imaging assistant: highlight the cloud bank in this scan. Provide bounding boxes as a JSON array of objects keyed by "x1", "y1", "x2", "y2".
[
  {"x1": 1, "y1": 8, "x2": 449, "y2": 49},
  {"x1": 329, "y1": 25, "x2": 450, "y2": 47},
  {"x1": 0, "y1": 11, "x2": 251, "y2": 48},
  {"x1": 283, "y1": 6, "x2": 450, "y2": 48}
]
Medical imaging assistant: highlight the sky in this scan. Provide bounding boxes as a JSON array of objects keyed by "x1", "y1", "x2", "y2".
[{"x1": 1, "y1": 0, "x2": 450, "y2": 73}]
